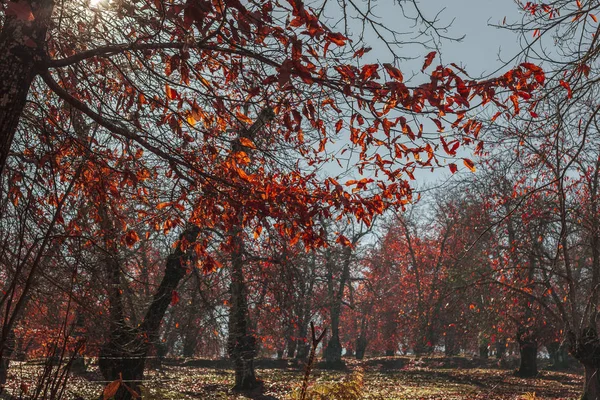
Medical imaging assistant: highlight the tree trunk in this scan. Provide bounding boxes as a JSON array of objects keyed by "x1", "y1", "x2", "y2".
[
  {"x1": 0, "y1": 330, "x2": 15, "y2": 384},
  {"x1": 495, "y1": 338, "x2": 507, "y2": 360},
  {"x1": 583, "y1": 364, "x2": 600, "y2": 400},
  {"x1": 99, "y1": 227, "x2": 199, "y2": 399},
  {"x1": 479, "y1": 345, "x2": 489, "y2": 359},
  {"x1": 295, "y1": 318, "x2": 310, "y2": 360},
  {"x1": 0, "y1": 0, "x2": 54, "y2": 177},
  {"x1": 547, "y1": 340, "x2": 569, "y2": 369},
  {"x1": 355, "y1": 336, "x2": 367, "y2": 360},
  {"x1": 516, "y1": 339, "x2": 538, "y2": 377},
  {"x1": 183, "y1": 333, "x2": 198, "y2": 358},
  {"x1": 445, "y1": 325, "x2": 459, "y2": 357},
  {"x1": 324, "y1": 282, "x2": 343, "y2": 364},
  {"x1": 567, "y1": 328, "x2": 600, "y2": 399},
  {"x1": 286, "y1": 336, "x2": 297, "y2": 359},
  {"x1": 98, "y1": 327, "x2": 146, "y2": 399},
  {"x1": 227, "y1": 233, "x2": 259, "y2": 391},
  {"x1": 296, "y1": 340, "x2": 309, "y2": 360}
]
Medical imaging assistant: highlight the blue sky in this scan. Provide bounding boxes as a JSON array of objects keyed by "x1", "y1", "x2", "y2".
[{"x1": 360, "y1": 1, "x2": 525, "y2": 188}]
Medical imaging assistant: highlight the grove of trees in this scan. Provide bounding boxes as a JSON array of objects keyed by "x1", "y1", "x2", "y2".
[{"x1": 3, "y1": 0, "x2": 600, "y2": 399}]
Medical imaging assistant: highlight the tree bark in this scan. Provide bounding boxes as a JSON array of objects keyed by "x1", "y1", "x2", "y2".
[
  {"x1": 0, "y1": 0, "x2": 54, "y2": 177},
  {"x1": 445, "y1": 325, "x2": 459, "y2": 357},
  {"x1": 0, "y1": 330, "x2": 15, "y2": 384},
  {"x1": 98, "y1": 226, "x2": 199, "y2": 399},
  {"x1": 355, "y1": 336, "x2": 367, "y2": 360},
  {"x1": 516, "y1": 338, "x2": 538, "y2": 377},
  {"x1": 324, "y1": 246, "x2": 352, "y2": 366},
  {"x1": 286, "y1": 336, "x2": 297, "y2": 359},
  {"x1": 568, "y1": 328, "x2": 600, "y2": 399},
  {"x1": 547, "y1": 340, "x2": 569, "y2": 369},
  {"x1": 495, "y1": 338, "x2": 507, "y2": 360},
  {"x1": 583, "y1": 364, "x2": 600, "y2": 400},
  {"x1": 227, "y1": 233, "x2": 259, "y2": 391}
]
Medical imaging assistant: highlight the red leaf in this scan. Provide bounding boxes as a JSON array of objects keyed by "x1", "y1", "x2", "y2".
[
  {"x1": 235, "y1": 111, "x2": 254, "y2": 125},
  {"x1": 5, "y1": 1, "x2": 35, "y2": 21},
  {"x1": 422, "y1": 51, "x2": 436, "y2": 72},
  {"x1": 103, "y1": 380, "x2": 121, "y2": 400},
  {"x1": 559, "y1": 80, "x2": 572, "y2": 98},
  {"x1": 383, "y1": 63, "x2": 403, "y2": 82},
  {"x1": 449, "y1": 163, "x2": 458, "y2": 174},
  {"x1": 327, "y1": 32, "x2": 347, "y2": 46},
  {"x1": 171, "y1": 290, "x2": 180, "y2": 306},
  {"x1": 361, "y1": 64, "x2": 379, "y2": 80},
  {"x1": 165, "y1": 84, "x2": 178, "y2": 100}
]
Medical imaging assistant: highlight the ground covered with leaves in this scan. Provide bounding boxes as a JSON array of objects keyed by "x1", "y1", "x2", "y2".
[{"x1": 1, "y1": 357, "x2": 583, "y2": 399}]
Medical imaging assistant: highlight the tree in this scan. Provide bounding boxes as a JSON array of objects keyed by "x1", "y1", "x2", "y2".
[{"x1": 1, "y1": 0, "x2": 546, "y2": 397}]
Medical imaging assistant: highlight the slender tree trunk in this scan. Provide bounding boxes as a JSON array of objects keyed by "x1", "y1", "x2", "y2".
[
  {"x1": 478, "y1": 340, "x2": 489, "y2": 359},
  {"x1": 324, "y1": 301, "x2": 342, "y2": 364},
  {"x1": 286, "y1": 335, "x2": 297, "y2": 359},
  {"x1": 495, "y1": 338, "x2": 507, "y2": 360},
  {"x1": 355, "y1": 336, "x2": 367, "y2": 360},
  {"x1": 445, "y1": 325, "x2": 459, "y2": 357},
  {"x1": 547, "y1": 340, "x2": 569, "y2": 369},
  {"x1": 227, "y1": 233, "x2": 258, "y2": 391}
]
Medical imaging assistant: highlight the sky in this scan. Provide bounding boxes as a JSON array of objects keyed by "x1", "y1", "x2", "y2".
[
  {"x1": 336, "y1": 0, "x2": 528, "y2": 190},
  {"x1": 424, "y1": 0, "x2": 524, "y2": 77}
]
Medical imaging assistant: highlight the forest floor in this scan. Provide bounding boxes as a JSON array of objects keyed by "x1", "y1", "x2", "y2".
[{"x1": 0, "y1": 356, "x2": 583, "y2": 399}]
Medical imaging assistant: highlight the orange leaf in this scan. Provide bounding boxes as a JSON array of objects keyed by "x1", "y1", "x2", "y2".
[
  {"x1": 235, "y1": 111, "x2": 254, "y2": 125},
  {"x1": 103, "y1": 379, "x2": 121, "y2": 400},
  {"x1": 591, "y1": 13, "x2": 598, "y2": 22},
  {"x1": 165, "y1": 84, "x2": 177, "y2": 100},
  {"x1": 124, "y1": 230, "x2": 139, "y2": 248},
  {"x1": 254, "y1": 225, "x2": 263, "y2": 239},
  {"x1": 239, "y1": 137, "x2": 256, "y2": 149},
  {"x1": 156, "y1": 202, "x2": 171, "y2": 210},
  {"x1": 463, "y1": 158, "x2": 476, "y2": 172}
]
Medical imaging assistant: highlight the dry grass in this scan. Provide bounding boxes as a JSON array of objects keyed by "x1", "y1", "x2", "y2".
[{"x1": 1, "y1": 357, "x2": 583, "y2": 399}]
